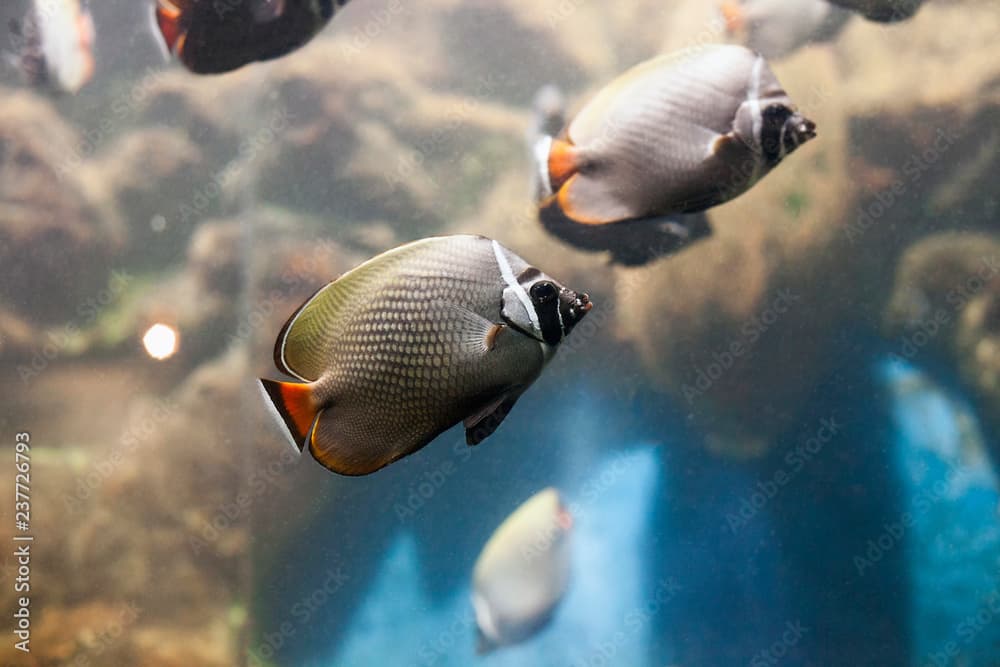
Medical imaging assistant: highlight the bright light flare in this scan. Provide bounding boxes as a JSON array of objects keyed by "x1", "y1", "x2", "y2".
[{"x1": 142, "y1": 323, "x2": 178, "y2": 360}]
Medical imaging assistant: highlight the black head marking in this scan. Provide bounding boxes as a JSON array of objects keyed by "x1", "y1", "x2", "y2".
[{"x1": 760, "y1": 104, "x2": 793, "y2": 166}]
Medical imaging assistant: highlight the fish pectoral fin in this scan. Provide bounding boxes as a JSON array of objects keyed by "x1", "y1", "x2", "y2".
[
  {"x1": 709, "y1": 131, "x2": 745, "y2": 161},
  {"x1": 464, "y1": 392, "x2": 521, "y2": 446},
  {"x1": 436, "y1": 302, "x2": 503, "y2": 356},
  {"x1": 558, "y1": 172, "x2": 640, "y2": 226}
]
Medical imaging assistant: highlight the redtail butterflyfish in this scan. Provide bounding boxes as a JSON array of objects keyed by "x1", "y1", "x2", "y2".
[{"x1": 259, "y1": 235, "x2": 592, "y2": 476}]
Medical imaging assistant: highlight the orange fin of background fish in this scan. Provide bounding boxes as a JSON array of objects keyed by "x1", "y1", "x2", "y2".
[
  {"x1": 557, "y1": 173, "x2": 636, "y2": 226},
  {"x1": 547, "y1": 138, "x2": 581, "y2": 192},
  {"x1": 721, "y1": 1, "x2": 745, "y2": 34},
  {"x1": 155, "y1": 0, "x2": 185, "y2": 54},
  {"x1": 259, "y1": 378, "x2": 318, "y2": 451}
]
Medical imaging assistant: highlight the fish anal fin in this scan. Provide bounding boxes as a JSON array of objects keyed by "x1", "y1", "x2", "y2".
[
  {"x1": 308, "y1": 409, "x2": 426, "y2": 476},
  {"x1": 557, "y1": 173, "x2": 638, "y2": 226},
  {"x1": 465, "y1": 392, "x2": 521, "y2": 445},
  {"x1": 258, "y1": 378, "x2": 318, "y2": 451}
]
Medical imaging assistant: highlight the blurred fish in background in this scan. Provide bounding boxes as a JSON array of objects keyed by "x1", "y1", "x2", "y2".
[
  {"x1": 721, "y1": 0, "x2": 852, "y2": 59},
  {"x1": 828, "y1": 0, "x2": 925, "y2": 22},
  {"x1": 531, "y1": 44, "x2": 815, "y2": 265},
  {"x1": 472, "y1": 487, "x2": 573, "y2": 654},
  {"x1": 9, "y1": 0, "x2": 95, "y2": 93},
  {"x1": 528, "y1": 82, "x2": 712, "y2": 266},
  {"x1": 154, "y1": 0, "x2": 350, "y2": 73}
]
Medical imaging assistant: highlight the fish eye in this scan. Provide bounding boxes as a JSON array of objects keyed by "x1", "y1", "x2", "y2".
[{"x1": 530, "y1": 281, "x2": 557, "y2": 304}]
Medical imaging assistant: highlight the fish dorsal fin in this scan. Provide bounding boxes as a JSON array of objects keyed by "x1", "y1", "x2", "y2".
[{"x1": 273, "y1": 280, "x2": 339, "y2": 381}]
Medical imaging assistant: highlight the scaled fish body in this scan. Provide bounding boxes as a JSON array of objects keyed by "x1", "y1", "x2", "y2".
[
  {"x1": 826, "y1": 0, "x2": 923, "y2": 22},
  {"x1": 721, "y1": 0, "x2": 852, "y2": 59},
  {"x1": 154, "y1": 0, "x2": 349, "y2": 74},
  {"x1": 16, "y1": 0, "x2": 95, "y2": 94},
  {"x1": 535, "y1": 45, "x2": 817, "y2": 225},
  {"x1": 473, "y1": 488, "x2": 573, "y2": 653},
  {"x1": 259, "y1": 235, "x2": 591, "y2": 476}
]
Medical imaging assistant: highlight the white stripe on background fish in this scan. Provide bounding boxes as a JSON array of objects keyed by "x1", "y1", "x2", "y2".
[
  {"x1": 13, "y1": 0, "x2": 95, "y2": 94},
  {"x1": 534, "y1": 44, "x2": 817, "y2": 226},
  {"x1": 826, "y1": 0, "x2": 924, "y2": 22},
  {"x1": 472, "y1": 488, "x2": 573, "y2": 654},
  {"x1": 258, "y1": 235, "x2": 592, "y2": 476},
  {"x1": 721, "y1": 0, "x2": 852, "y2": 60},
  {"x1": 154, "y1": 0, "x2": 351, "y2": 74}
]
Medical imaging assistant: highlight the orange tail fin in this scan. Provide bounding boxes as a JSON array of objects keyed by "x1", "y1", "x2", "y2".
[
  {"x1": 259, "y1": 379, "x2": 319, "y2": 451},
  {"x1": 547, "y1": 138, "x2": 581, "y2": 193},
  {"x1": 720, "y1": 1, "x2": 745, "y2": 34}
]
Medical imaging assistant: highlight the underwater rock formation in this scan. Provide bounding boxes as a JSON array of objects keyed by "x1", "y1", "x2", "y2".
[
  {"x1": 0, "y1": 88, "x2": 123, "y2": 324},
  {"x1": 886, "y1": 232, "x2": 1000, "y2": 446},
  {"x1": 610, "y1": 1, "x2": 1000, "y2": 457}
]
